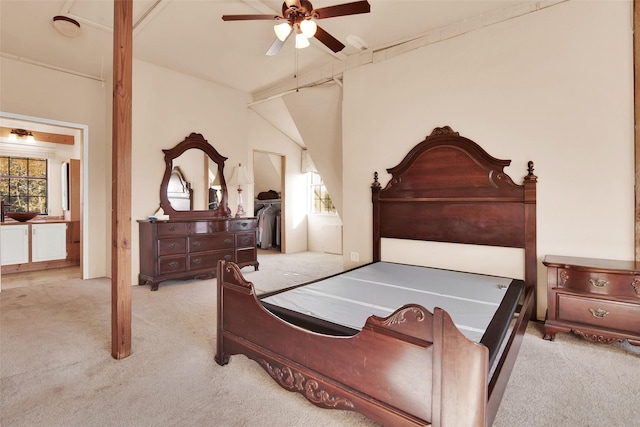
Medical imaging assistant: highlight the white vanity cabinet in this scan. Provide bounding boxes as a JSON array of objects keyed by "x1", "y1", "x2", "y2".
[
  {"x1": 0, "y1": 224, "x2": 29, "y2": 266},
  {"x1": 31, "y1": 223, "x2": 67, "y2": 262},
  {"x1": 0, "y1": 222, "x2": 68, "y2": 267}
]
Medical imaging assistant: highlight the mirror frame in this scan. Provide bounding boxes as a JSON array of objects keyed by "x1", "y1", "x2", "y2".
[{"x1": 159, "y1": 132, "x2": 231, "y2": 219}]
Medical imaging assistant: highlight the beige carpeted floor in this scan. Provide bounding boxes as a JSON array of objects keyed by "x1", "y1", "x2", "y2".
[{"x1": 1, "y1": 250, "x2": 639, "y2": 426}]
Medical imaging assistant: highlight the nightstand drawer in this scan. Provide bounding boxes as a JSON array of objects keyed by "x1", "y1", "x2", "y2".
[
  {"x1": 557, "y1": 268, "x2": 640, "y2": 299},
  {"x1": 557, "y1": 294, "x2": 640, "y2": 334}
]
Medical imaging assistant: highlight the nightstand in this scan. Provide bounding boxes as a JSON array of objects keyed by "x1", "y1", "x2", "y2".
[{"x1": 543, "y1": 255, "x2": 640, "y2": 345}]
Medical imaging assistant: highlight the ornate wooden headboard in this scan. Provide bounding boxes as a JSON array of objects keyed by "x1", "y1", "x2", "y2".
[{"x1": 371, "y1": 126, "x2": 537, "y2": 290}]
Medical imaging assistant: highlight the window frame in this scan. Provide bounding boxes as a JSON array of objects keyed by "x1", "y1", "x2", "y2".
[
  {"x1": 308, "y1": 172, "x2": 336, "y2": 215},
  {"x1": 0, "y1": 155, "x2": 49, "y2": 214}
]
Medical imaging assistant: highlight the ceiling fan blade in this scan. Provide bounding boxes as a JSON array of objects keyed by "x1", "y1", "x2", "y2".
[
  {"x1": 266, "y1": 38, "x2": 285, "y2": 56},
  {"x1": 222, "y1": 14, "x2": 279, "y2": 21},
  {"x1": 314, "y1": 25, "x2": 345, "y2": 53},
  {"x1": 266, "y1": 30, "x2": 293, "y2": 56},
  {"x1": 313, "y1": 1, "x2": 370, "y2": 19}
]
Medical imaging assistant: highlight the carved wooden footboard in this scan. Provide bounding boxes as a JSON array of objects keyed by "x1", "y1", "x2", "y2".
[{"x1": 216, "y1": 261, "x2": 492, "y2": 426}]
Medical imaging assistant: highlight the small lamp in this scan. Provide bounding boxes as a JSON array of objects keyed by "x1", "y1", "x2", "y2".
[{"x1": 229, "y1": 163, "x2": 252, "y2": 218}]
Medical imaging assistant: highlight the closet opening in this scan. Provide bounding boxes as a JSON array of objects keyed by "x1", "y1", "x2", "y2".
[{"x1": 253, "y1": 150, "x2": 284, "y2": 253}]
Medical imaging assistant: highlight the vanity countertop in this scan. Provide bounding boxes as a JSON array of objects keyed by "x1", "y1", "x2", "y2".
[{"x1": 1, "y1": 218, "x2": 76, "y2": 226}]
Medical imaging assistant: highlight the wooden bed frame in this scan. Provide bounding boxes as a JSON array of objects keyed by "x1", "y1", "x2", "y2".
[{"x1": 216, "y1": 126, "x2": 537, "y2": 426}]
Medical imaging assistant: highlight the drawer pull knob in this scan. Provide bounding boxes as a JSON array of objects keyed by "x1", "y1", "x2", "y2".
[
  {"x1": 241, "y1": 222, "x2": 248, "y2": 227},
  {"x1": 224, "y1": 238, "x2": 232, "y2": 245},
  {"x1": 168, "y1": 243, "x2": 176, "y2": 249},
  {"x1": 589, "y1": 278, "x2": 608, "y2": 288},
  {"x1": 589, "y1": 308, "x2": 609, "y2": 318},
  {"x1": 168, "y1": 262, "x2": 178, "y2": 269},
  {"x1": 192, "y1": 258, "x2": 201, "y2": 265},
  {"x1": 224, "y1": 254, "x2": 232, "y2": 260},
  {"x1": 168, "y1": 226, "x2": 176, "y2": 231},
  {"x1": 192, "y1": 241, "x2": 201, "y2": 247}
]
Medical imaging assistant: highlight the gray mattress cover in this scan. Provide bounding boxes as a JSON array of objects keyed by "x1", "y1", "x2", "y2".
[{"x1": 261, "y1": 262, "x2": 514, "y2": 343}]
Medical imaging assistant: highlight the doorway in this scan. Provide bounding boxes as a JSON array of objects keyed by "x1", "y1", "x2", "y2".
[
  {"x1": 0, "y1": 112, "x2": 87, "y2": 288},
  {"x1": 253, "y1": 150, "x2": 285, "y2": 253}
]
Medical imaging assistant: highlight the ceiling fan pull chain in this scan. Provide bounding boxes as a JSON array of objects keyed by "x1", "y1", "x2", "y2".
[{"x1": 295, "y1": 45, "x2": 299, "y2": 92}]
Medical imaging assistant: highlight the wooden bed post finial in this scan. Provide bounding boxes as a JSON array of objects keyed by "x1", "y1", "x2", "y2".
[
  {"x1": 372, "y1": 171, "x2": 381, "y2": 189},
  {"x1": 525, "y1": 161, "x2": 537, "y2": 181}
]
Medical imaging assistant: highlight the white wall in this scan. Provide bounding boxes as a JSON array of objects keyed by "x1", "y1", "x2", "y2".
[
  {"x1": 131, "y1": 60, "x2": 250, "y2": 284},
  {"x1": 341, "y1": 1, "x2": 634, "y2": 319},
  {"x1": 308, "y1": 214, "x2": 342, "y2": 254},
  {"x1": 0, "y1": 57, "x2": 109, "y2": 279}
]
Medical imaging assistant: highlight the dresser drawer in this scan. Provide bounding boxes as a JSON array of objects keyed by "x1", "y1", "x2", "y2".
[
  {"x1": 158, "y1": 237, "x2": 187, "y2": 256},
  {"x1": 557, "y1": 294, "x2": 640, "y2": 334},
  {"x1": 188, "y1": 220, "x2": 229, "y2": 234},
  {"x1": 189, "y1": 234, "x2": 234, "y2": 252},
  {"x1": 157, "y1": 222, "x2": 186, "y2": 236},
  {"x1": 188, "y1": 250, "x2": 233, "y2": 270},
  {"x1": 230, "y1": 218, "x2": 257, "y2": 232},
  {"x1": 236, "y1": 231, "x2": 256, "y2": 248},
  {"x1": 557, "y1": 268, "x2": 640, "y2": 299},
  {"x1": 236, "y1": 246, "x2": 257, "y2": 265},
  {"x1": 158, "y1": 256, "x2": 187, "y2": 274}
]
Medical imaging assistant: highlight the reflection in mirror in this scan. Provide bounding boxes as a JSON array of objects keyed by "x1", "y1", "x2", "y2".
[
  {"x1": 167, "y1": 166, "x2": 192, "y2": 211},
  {"x1": 159, "y1": 133, "x2": 231, "y2": 219},
  {"x1": 208, "y1": 160, "x2": 222, "y2": 210}
]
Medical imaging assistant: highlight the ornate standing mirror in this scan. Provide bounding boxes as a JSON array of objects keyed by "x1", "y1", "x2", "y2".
[{"x1": 159, "y1": 132, "x2": 231, "y2": 219}]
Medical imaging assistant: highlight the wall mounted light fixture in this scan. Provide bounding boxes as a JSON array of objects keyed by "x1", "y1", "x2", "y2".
[{"x1": 9, "y1": 129, "x2": 35, "y2": 142}]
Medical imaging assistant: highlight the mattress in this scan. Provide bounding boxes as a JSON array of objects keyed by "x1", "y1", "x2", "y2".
[{"x1": 261, "y1": 262, "x2": 523, "y2": 366}]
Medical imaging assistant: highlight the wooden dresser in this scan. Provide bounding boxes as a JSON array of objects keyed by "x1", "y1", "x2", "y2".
[
  {"x1": 543, "y1": 255, "x2": 640, "y2": 345},
  {"x1": 138, "y1": 217, "x2": 258, "y2": 291}
]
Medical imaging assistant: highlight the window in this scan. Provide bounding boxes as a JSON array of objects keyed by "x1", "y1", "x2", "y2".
[
  {"x1": 0, "y1": 156, "x2": 48, "y2": 213},
  {"x1": 309, "y1": 172, "x2": 336, "y2": 214}
]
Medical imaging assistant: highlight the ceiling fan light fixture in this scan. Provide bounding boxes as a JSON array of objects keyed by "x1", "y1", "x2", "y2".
[
  {"x1": 295, "y1": 32, "x2": 310, "y2": 49},
  {"x1": 299, "y1": 19, "x2": 317, "y2": 38},
  {"x1": 274, "y1": 22, "x2": 292, "y2": 41}
]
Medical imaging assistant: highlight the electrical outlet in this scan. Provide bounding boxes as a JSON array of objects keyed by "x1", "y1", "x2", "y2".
[{"x1": 350, "y1": 251, "x2": 359, "y2": 262}]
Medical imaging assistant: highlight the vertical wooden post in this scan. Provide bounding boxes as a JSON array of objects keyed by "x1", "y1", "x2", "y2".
[
  {"x1": 111, "y1": 0, "x2": 133, "y2": 359},
  {"x1": 635, "y1": 1, "x2": 640, "y2": 262}
]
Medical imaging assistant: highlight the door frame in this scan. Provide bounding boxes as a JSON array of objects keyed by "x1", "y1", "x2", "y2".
[{"x1": 0, "y1": 111, "x2": 89, "y2": 279}]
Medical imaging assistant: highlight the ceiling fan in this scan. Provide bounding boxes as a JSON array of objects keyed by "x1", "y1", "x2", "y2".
[{"x1": 222, "y1": 0, "x2": 371, "y2": 56}]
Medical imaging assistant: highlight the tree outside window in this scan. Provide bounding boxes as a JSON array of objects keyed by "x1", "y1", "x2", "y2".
[
  {"x1": 309, "y1": 172, "x2": 336, "y2": 214},
  {"x1": 0, "y1": 156, "x2": 48, "y2": 213}
]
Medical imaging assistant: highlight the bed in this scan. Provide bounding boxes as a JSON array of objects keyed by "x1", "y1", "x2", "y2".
[{"x1": 215, "y1": 126, "x2": 537, "y2": 426}]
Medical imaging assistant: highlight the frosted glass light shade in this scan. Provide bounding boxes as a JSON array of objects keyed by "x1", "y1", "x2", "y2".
[
  {"x1": 274, "y1": 22, "x2": 292, "y2": 41},
  {"x1": 295, "y1": 33, "x2": 310, "y2": 49},
  {"x1": 299, "y1": 19, "x2": 317, "y2": 38}
]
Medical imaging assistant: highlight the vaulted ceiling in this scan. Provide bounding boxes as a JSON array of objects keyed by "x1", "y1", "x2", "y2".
[{"x1": 1, "y1": 0, "x2": 532, "y2": 98}]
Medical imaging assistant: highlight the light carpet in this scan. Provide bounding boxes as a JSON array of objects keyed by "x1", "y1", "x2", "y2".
[{"x1": 1, "y1": 251, "x2": 639, "y2": 426}]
